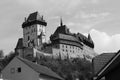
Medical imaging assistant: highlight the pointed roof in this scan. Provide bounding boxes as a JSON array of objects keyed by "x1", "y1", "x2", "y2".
[
  {"x1": 88, "y1": 34, "x2": 92, "y2": 41},
  {"x1": 15, "y1": 38, "x2": 24, "y2": 49},
  {"x1": 17, "y1": 57, "x2": 63, "y2": 80},
  {"x1": 60, "y1": 17, "x2": 63, "y2": 26}
]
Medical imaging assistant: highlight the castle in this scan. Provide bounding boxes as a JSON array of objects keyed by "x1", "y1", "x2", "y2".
[{"x1": 15, "y1": 12, "x2": 96, "y2": 60}]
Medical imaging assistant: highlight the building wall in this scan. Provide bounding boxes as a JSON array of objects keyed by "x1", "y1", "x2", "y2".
[
  {"x1": 52, "y1": 43, "x2": 95, "y2": 60},
  {"x1": 52, "y1": 43, "x2": 84, "y2": 59},
  {"x1": 23, "y1": 24, "x2": 38, "y2": 47},
  {"x1": 82, "y1": 45, "x2": 95, "y2": 60},
  {"x1": 23, "y1": 48, "x2": 34, "y2": 57},
  {"x1": 2, "y1": 57, "x2": 39, "y2": 80},
  {"x1": 37, "y1": 24, "x2": 46, "y2": 43},
  {"x1": 23, "y1": 24, "x2": 46, "y2": 48},
  {"x1": 15, "y1": 49, "x2": 24, "y2": 57}
]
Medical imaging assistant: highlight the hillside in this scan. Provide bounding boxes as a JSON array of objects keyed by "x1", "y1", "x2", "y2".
[{"x1": 36, "y1": 56, "x2": 93, "y2": 80}]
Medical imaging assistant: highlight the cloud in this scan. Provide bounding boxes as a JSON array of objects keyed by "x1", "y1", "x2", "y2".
[
  {"x1": 67, "y1": 22, "x2": 95, "y2": 30},
  {"x1": 90, "y1": 29, "x2": 120, "y2": 54},
  {"x1": 80, "y1": 12, "x2": 110, "y2": 19}
]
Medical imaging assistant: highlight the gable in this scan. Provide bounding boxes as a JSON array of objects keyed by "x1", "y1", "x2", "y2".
[{"x1": 2, "y1": 57, "x2": 39, "y2": 80}]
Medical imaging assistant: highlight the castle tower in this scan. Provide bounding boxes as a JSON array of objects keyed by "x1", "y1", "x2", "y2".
[{"x1": 22, "y1": 12, "x2": 47, "y2": 48}]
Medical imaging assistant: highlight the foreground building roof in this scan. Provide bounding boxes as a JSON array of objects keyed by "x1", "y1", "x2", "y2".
[
  {"x1": 93, "y1": 53, "x2": 116, "y2": 75},
  {"x1": 17, "y1": 57, "x2": 63, "y2": 80},
  {"x1": 93, "y1": 50, "x2": 120, "y2": 80},
  {"x1": 2, "y1": 56, "x2": 63, "y2": 80}
]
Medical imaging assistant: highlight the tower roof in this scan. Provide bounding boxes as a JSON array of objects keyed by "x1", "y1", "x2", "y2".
[
  {"x1": 15, "y1": 38, "x2": 24, "y2": 49},
  {"x1": 22, "y1": 11, "x2": 47, "y2": 28},
  {"x1": 27, "y1": 11, "x2": 42, "y2": 21},
  {"x1": 88, "y1": 34, "x2": 92, "y2": 41}
]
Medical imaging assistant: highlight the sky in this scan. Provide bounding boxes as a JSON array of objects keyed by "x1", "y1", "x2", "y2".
[{"x1": 0, "y1": 0, "x2": 120, "y2": 55}]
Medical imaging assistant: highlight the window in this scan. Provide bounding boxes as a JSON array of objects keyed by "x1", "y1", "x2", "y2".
[
  {"x1": 11, "y1": 68, "x2": 15, "y2": 73},
  {"x1": 28, "y1": 36, "x2": 30, "y2": 41},
  {"x1": 62, "y1": 44, "x2": 64, "y2": 48},
  {"x1": 73, "y1": 46, "x2": 74, "y2": 49},
  {"x1": 66, "y1": 50, "x2": 68, "y2": 52},
  {"x1": 18, "y1": 67, "x2": 21, "y2": 73}
]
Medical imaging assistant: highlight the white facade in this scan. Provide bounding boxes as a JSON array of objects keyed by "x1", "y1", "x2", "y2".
[
  {"x1": 52, "y1": 44, "x2": 84, "y2": 59},
  {"x1": 52, "y1": 43, "x2": 96, "y2": 60}
]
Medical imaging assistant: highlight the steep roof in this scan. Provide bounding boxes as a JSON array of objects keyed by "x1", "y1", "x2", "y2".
[
  {"x1": 77, "y1": 33, "x2": 94, "y2": 48},
  {"x1": 59, "y1": 34, "x2": 80, "y2": 43},
  {"x1": 93, "y1": 53, "x2": 116, "y2": 76},
  {"x1": 94, "y1": 50, "x2": 120, "y2": 80},
  {"x1": 50, "y1": 33, "x2": 83, "y2": 49},
  {"x1": 15, "y1": 38, "x2": 24, "y2": 49},
  {"x1": 50, "y1": 24, "x2": 94, "y2": 48},
  {"x1": 17, "y1": 57, "x2": 63, "y2": 80},
  {"x1": 27, "y1": 11, "x2": 42, "y2": 21},
  {"x1": 22, "y1": 12, "x2": 47, "y2": 28}
]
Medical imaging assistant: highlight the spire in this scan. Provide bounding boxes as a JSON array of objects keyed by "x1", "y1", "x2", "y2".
[
  {"x1": 88, "y1": 33, "x2": 92, "y2": 41},
  {"x1": 88, "y1": 33, "x2": 94, "y2": 48},
  {"x1": 60, "y1": 17, "x2": 63, "y2": 26}
]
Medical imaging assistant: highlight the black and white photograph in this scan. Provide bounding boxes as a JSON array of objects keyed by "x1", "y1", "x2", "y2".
[{"x1": 0, "y1": 0, "x2": 120, "y2": 80}]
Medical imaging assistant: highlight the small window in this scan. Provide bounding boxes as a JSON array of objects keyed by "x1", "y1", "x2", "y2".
[
  {"x1": 66, "y1": 50, "x2": 68, "y2": 52},
  {"x1": 28, "y1": 36, "x2": 30, "y2": 41},
  {"x1": 11, "y1": 68, "x2": 15, "y2": 73},
  {"x1": 18, "y1": 67, "x2": 21, "y2": 73},
  {"x1": 62, "y1": 44, "x2": 64, "y2": 48}
]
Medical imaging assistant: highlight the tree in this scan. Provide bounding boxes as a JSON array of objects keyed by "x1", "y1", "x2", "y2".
[{"x1": 0, "y1": 50, "x2": 4, "y2": 58}]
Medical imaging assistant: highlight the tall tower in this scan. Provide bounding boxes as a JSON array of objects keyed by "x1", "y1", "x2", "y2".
[{"x1": 22, "y1": 12, "x2": 47, "y2": 49}]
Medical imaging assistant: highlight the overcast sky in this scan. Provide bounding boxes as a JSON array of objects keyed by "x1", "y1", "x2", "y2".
[{"x1": 0, "y1": 0, "x2": 120, "y2": 55}]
